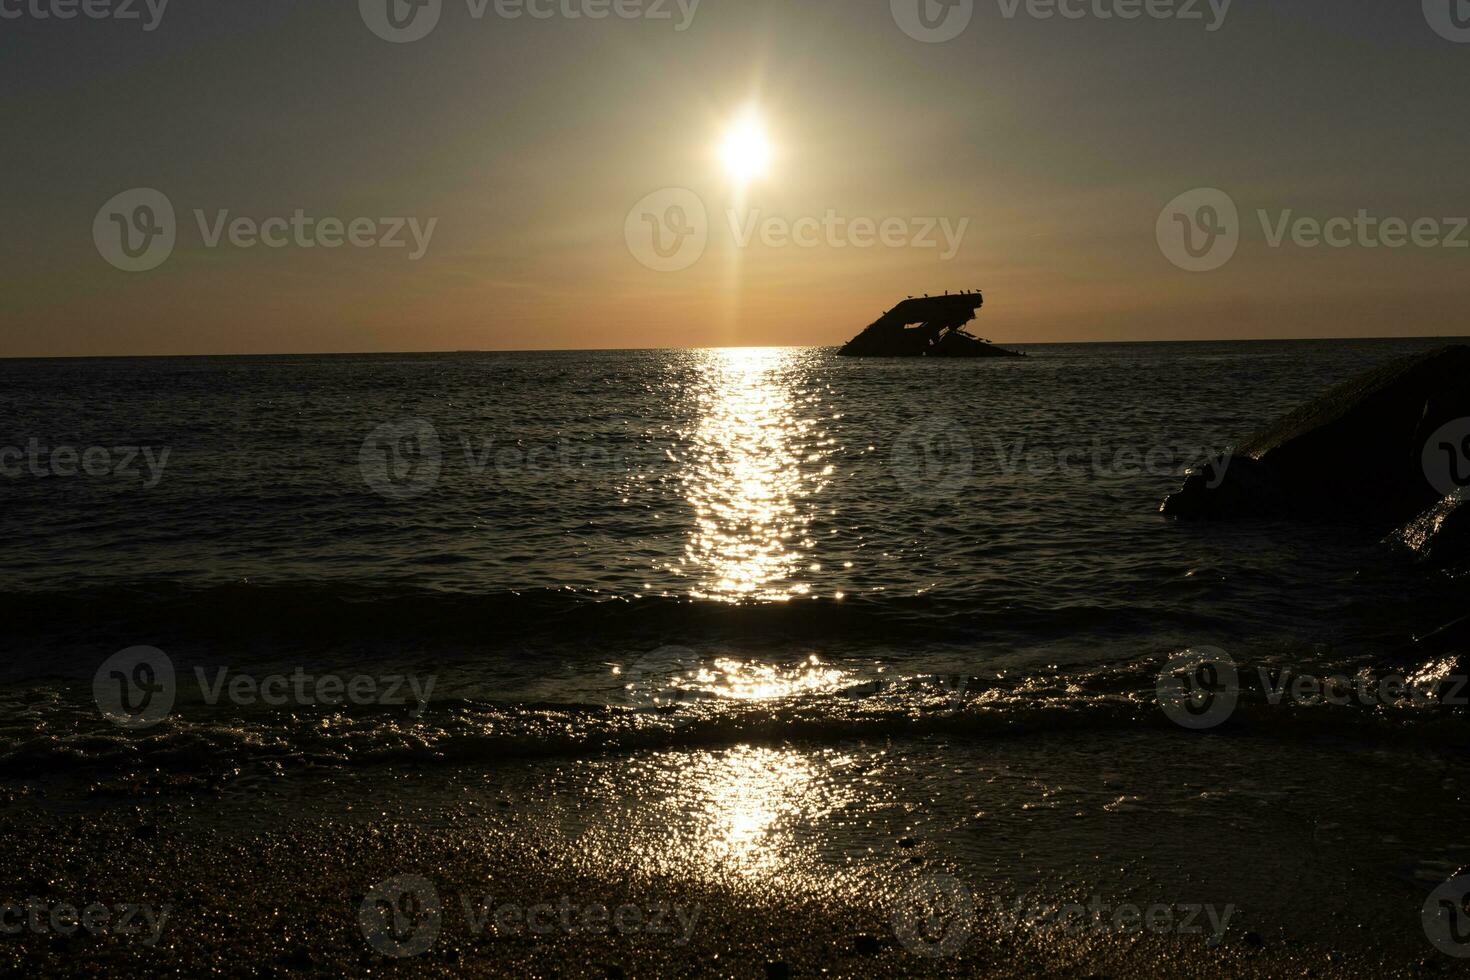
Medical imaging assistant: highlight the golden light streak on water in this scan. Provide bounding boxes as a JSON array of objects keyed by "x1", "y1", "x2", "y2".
[{"x1": 680, "y1": 347, "x2": 831, "y2": 601}]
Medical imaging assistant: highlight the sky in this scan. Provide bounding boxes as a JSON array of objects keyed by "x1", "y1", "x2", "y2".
[{"x1": 1, "y1": 0, "x2": 1467, "y2": 356}]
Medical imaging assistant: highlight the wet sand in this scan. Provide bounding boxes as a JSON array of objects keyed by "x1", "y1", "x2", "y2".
[{"x1": 0, "y1": 730, "x2": 1461, "y2": 977}]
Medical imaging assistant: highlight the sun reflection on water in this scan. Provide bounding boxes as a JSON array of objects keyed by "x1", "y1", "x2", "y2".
[
  {"x1": 695, "y1": 745, "x2": 846, "y2": 877},
  {"x1": 617, "y1": 651, "x2": 854, "y2": 713},
  {"x1": 566, "y1": 746, "x2": 870, "y2": 896},
  {"x1": 693, "y1": 655, "x2": 849, "y2": 701},
  {"x1": 679, "y1": 347, "x2": 832, "y2": 601}
]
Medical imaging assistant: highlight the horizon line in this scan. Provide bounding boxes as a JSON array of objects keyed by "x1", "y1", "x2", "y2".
[{"x1": 3, "y1": 334, "x2": 1468, "y2": 361}]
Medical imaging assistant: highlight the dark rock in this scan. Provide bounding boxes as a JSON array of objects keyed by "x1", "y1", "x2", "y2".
[
  {"x1": 1242, "y1": 931, "x2": 1264, "y2": 948},
  {"x1": 1161, "y1": 345, "x2": 1470, "y2": 525},
  {"x1": 854, "y1": 934, "x2": 882, "y2": 955},
  {"x1": 1160, "y1": 454, "x2": 1287, "y2": 520},
  {"x1": 1390, "y1": 489, "x2": 1470, "y2": 566},
  {"x1": 897, "y1": 837, "x2": 917, "y2": 849},
  {"x1": 765, "y1": 961, "x2": 791, "y2": 980},
  {"x1": 838, "y1": 293, "x2": 1024, "y2": 358}
]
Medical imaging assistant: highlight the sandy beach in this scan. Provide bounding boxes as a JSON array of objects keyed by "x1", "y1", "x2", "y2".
[{"x1": 3, "y1": 724, "x2": 1461, "y2": 978}]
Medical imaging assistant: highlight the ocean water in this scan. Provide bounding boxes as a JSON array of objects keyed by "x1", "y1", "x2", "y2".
[{"x1": 0, "y1": 339, "x2": 1465, "y2": 780}]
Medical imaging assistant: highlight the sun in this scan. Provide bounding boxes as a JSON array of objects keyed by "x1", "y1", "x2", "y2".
[{"x1": 720, "y1": 110, "x2": 772, "y2": 185}]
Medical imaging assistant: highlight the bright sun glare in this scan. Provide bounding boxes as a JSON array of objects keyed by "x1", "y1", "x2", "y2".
[{"x1": 720, "y1": 111, "x2": 772, "y2": 185}]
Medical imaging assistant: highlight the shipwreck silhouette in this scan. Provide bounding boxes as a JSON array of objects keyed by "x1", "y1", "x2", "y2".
[{"x1": 838, "y1": 291, "x2": 1023, "y2": 358}]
